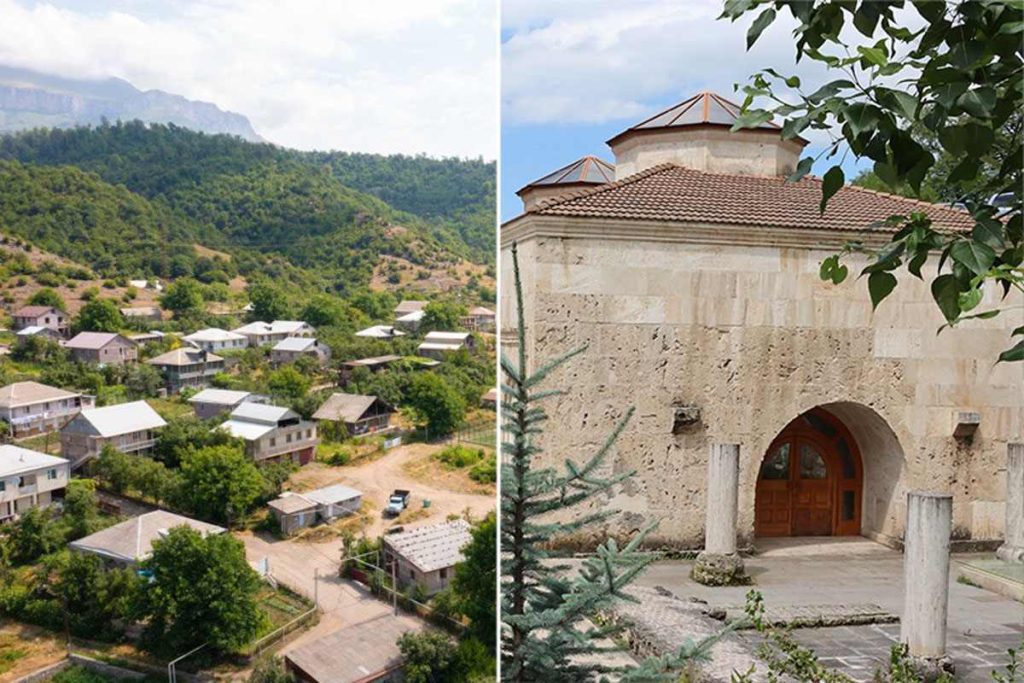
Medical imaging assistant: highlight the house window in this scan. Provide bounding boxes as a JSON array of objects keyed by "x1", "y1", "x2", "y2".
[
  {"x1": 439, "y1": 568, "x2": 447, "y2": 579},
  {"x1": 270, "y1": 437, "x2": 276, "y2": 447},
  {"x1": 47, "y1": 469, "x2": 58, "y2": 480},
  {"x1": 409, "y1": 569, "x2": 416, "y2": 579},
  {"x1": 286, "y1": 433, "x2": 292, "y2": 443},
  {"x1": 0, "y1": 481, "x2": 5, "y2": 492}
]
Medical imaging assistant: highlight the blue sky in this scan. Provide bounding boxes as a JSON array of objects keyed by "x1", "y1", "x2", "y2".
[{"x1": 500, "y1": 1, "x2": 871, "y2": 220}]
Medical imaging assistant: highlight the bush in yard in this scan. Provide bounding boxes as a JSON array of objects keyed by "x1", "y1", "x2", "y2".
[
  {"x1": 468, "y1": 455, "x2": 496, "y2": 484},
  {"x1": 434, "y1": 444, "x2": 483, "y2": 469},
  {"x1": 73, "y1": 298, "x2": 124, "y2": 333},
  {"x1": 407, "y1": 373, "x2": 465, "y2": 437}
]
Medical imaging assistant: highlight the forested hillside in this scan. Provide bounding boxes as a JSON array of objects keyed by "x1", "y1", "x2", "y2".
[{"x1": 0, "y1": 122, "x2": 496, "y2": 270}]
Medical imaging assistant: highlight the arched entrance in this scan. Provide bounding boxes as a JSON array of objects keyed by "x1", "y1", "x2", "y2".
[{"x1": 755, "y1": 407, "x2": 863, "y2": 537}]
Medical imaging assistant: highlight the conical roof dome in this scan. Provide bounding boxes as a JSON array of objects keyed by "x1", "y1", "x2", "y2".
[
  {"x1": 519, "y1": 155, "x2": 615, "y2": 191},
  {"x1": 607, "y1": 91, "x2": 807, "y2": 179}
]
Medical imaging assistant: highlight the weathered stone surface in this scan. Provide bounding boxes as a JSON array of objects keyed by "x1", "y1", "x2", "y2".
[
  {"x1": 500, "y1": 231, "x2": 1024, "y2": 549},
  {"x1": 692, "y1": 552, "x2": 748, "y2": 587}
]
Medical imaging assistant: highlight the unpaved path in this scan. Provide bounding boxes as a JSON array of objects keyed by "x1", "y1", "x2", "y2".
[{"x1": 287, "y1": 442, "x2": 495, "y2": 537}]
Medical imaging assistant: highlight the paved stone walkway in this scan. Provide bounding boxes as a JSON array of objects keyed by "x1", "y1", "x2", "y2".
[{"x1": 627, "y1": 539, "x2": 1023, "y2": 681}]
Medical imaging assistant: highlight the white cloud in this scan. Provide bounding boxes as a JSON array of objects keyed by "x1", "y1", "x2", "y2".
[
  {"x1": 0, "y1": 0, "x2": 498, "y2": 158},
  {"x1": 501, "y1": 0, "x2": 830, "y2": 129}
]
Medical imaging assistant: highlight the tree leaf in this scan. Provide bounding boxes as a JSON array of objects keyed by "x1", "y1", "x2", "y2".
[
  {"x1": 857, "y1": 45, "x2": 888, "y2": 67},
  {"x1": 787, "y1": 157, "x2": 814, "y2": 183},
  {"x1": 957, "y1": 87, "x2": 997, "y2": 118},
  {"x1": 853, "y1": 1, "x2": 882, "y2": 37},
  {"x1": 972, "y1": 217, "x2": 1004, "y2": 249},
  {"x1": 958, "y1": 287, "x2": 983, "y2": 312},
  {"x1": 819, "y1": 166, "x2": 844, "y2": 213},
  {"x1": 844, "y1": 103, "x2": 881, "y2": 137},
  {"x1": 931, "y1": 274, "x2": 963, "y2": 323},
  {"x1": 998, "y1": 339, "x2": 1024, "y2": 363},
  {"x1": 807, "y1": 79, "x2": 855, "y2": 103},
  {"x1": 747, "y1": 8, "x2": 777, "y2": 48},
  {"x1": 907, "y1": 250, "x2": 928, "y2": 279},
  {"x1": 950, "y1": 240, "x2": 996, "y2": 276},
  {"x1": 868, "y1": 271, "x2": 897, "y2": 310}
]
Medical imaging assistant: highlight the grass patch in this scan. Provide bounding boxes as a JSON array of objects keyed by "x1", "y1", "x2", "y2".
[
  {"x1": 257, "y1": 586, "x2": 312, "y2": 630},
  {"x1": 0, "y1": 641, "x2": 27, "y2": 676},
  {"x1": 433, "y1": 444, "x2": 495, "y2": 484},
  {"x1": 147, "y1": 397, "x2": 192, "y2": 421}
]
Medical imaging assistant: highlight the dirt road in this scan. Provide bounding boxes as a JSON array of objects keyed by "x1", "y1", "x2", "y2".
[{"x1": 287, "y1": 442, "x2": 495, "y2": 537}]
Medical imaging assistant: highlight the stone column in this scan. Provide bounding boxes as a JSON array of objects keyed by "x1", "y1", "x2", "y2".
[
  {"x1": 692, "y1": 443, "x2": 746, "y2": 586},
  {"x1": 997, "y1": 443, "x2": 1024, "y2": 563},
  {"x1": 901, "y1": 491, "x2": 954, "y2": 678}
]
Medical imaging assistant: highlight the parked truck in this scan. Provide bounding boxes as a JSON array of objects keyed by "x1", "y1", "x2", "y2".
[{"x1": 384, "y1": 489, "x2": 411, "y2": 516}]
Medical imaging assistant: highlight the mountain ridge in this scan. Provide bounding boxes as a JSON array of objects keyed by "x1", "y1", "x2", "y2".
[{"x1": 0, "y1": 65, "x2": 261, "y2": 141}]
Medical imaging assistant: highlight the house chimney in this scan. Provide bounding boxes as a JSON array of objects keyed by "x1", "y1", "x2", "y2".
[{"x1": 606, "y1": 91, "x2": 807, "y2": 180}]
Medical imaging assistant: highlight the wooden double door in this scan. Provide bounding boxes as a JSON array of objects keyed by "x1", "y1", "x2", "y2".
[{"x1": 755, "y1": 409, "x2": 863, "y2": 537}]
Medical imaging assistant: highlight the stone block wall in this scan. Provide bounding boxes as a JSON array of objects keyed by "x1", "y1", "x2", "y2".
[{"x1": 500, "y1": 227, "x2": 1023, "y2": 549}]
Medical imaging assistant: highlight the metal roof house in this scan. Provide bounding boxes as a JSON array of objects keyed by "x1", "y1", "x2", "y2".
[
  {"x1": 0, "y1": 381, "x2": 94, "y2": 437},
  {"x1": 60, "y1": 400, "x2": 167, "y2": 467},
  {"x1": 146, "y1": 347, "x2": 226, "y2": 393},
  {"x1": 220, "y1": 403, "x2": 319, "y2": 465},
  {"x1": 417, "y1": 331, "x2": 474, "y2": 359},
  {"x1": 12, "y1": 305, "x2": 69, "y2": 336},
  {"x1": 268, "y1": 483, "x2": 363, "y2": 536},
  {"x1": 0, "y1": 445, "x2": 70, "y2": 522},
  {"x1": 188, "y1": 388, "x2": 263, "y2": 420},
  {"x1": 271, "y1": 337, "x2": 331, "y2": 366},
  {"x1": 65, "y1": 332, "x2": 138, "y2": 366},
  {"x1": 232, "y1": 320, "x2": 315, "y2": 347},
  {"x1": 69, "y1": 510, "x2": 224, "y2": 566},
  {"x1": 382, "y1": 519, "x2": 472, "y2": 594},
  {"x1": 355, "y1": 325, "x2": 405, "y2": 340},
  {"x1": 312, "y1": 393, "x2": 396, "y2": 437},
  {"x1": 183, "y1": 328, "x2": 248, "y2": 353}
]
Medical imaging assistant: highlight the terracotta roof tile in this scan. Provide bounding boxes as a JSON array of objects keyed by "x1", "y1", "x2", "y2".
[{"x1": 529, "y1": 164, "x2": 974, "y2": 233}]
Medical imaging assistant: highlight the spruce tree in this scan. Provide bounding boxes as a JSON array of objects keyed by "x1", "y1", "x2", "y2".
[{"x1": 501, "y1": 242, "x2": 726, "y2": 682}]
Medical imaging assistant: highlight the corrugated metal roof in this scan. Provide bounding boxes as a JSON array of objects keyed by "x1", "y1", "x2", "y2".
[
  {"x1": 356, "y1": 325, "x2": 405, "y2": 339},
  {"x1": 69, "y1": 510, "x2": 224, "y2": 563},
  {"x1": 230, "y1": 402, "x2": 297, "y2": 424},
  {"x1": 66, "y1": 332, "x2": 132, "y2": 350},
  {"x1": 384, "y1": 519, "x2": 472, "y2": 573},
  {"x1": 146, "y1": 347, "x2": 223, "y2": 367},
  {"x1": 423, "y1": 331, "x2": 470, "y2": 342},
  {"x1": 313, "y1": 393, "x2": 390, "y2": 423},
  {"x1": 305, "y1": 484, "x2": 362, "y2": 506},
  {"x1": 220, "y1": 419, "x2": 275, "y2": 441}
]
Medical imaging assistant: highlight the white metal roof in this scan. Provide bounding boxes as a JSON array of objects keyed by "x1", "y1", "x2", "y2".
[
  {"x1": 0, "y1": 445, "x2": 69, "y2": 477},
  {"x1": 184, "y1": 328, "x2": 246, "y2": 343},
  {"x1": 396, "y1": 310, "x2": 425, "y2": 322},
  {"x1": 234, "y1": 320, "x2": 311, "y2": 335},
  {"x1": 188, "y1": 389, "x2": 252, "y2": 406},
  {"x1": 273, "y1": 336, "x2": 317, "y2": 352},
  {"x1": 418, "y1": 342, "x2": 463, "y2": 352},
  {"x1": 69, "y1": 510, "x2": 223, "y2": 563},
  {"x1": 16, "y1": 325, "x2": 48, "y2": 336},
  {"x1": 355, "y1": 325, "x2": 405, "y2": 339},
  {"x1": 0, "y1": 381, "x2": 80, "y2": 408},
  {"x1": 75, "y1": 401, "x2": 167, "y2": 437},
  {"x1": 304, "y1": 483, "x2": 362, "y2": 506},
  {"x1": 220, "y1": 419, "x2": 275, "y2": 441},
  {"x1": 230, "y1": 402, "x2": 297, "y2": 424},
  {"x1": 384, "y1": 519, "x2": 472, "y2": 573},
  {"x1": 423, "y1": 331, "x2": 471, "y2": 342}
]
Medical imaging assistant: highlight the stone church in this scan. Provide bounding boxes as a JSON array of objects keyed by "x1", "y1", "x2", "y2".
[{"x1": 501, "y1": 91, "x2": 1023, "y2": 551}]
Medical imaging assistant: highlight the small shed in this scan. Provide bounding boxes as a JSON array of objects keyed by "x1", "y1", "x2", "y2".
[
  {"x1": 312, "y1": 393, "x2": 396, "y2": 436},
  {"x1": 268, "y1": 484, "x2": 362, "y2": 536}
]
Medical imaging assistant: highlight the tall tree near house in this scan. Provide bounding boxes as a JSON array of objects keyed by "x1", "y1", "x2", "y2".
[
  {"x1": 137, "y1": 526, "x2": 267, "y2": 653},
  {"x1": 421, "y1": 300, "x2": 467, "y2": 332},
  {"x1": 723, "y1": 0, "x2": 1023, "y2": 360},
  {"x1": 160, "y1": 277, "x2": 205, "y2": 316},
  {"x1": 501, "y1": 243, "x2": 724, "y2": 683},
  {"x1": 247, "y1": 278, "x2": 290, "y2": 321},
  {"x1": 453, "y1": 512, "x2": 497, "y2": 649},
  {"x1": 73, "y1": 298, "x2": 124, "y2": 333}
]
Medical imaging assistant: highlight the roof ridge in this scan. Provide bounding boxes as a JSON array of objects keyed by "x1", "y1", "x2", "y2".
[{"x1": 530, "y1": 163, "x2": 678, "y2": 213}]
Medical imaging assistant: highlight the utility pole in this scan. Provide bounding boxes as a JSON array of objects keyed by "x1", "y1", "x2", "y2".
[{"x1": 391, "y1": 555, "x2": 398, "y2": 616}]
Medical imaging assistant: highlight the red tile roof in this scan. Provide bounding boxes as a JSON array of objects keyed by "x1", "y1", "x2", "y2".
[{"x1": 528, "y1": 164, "x2": 975, "y2": 233}]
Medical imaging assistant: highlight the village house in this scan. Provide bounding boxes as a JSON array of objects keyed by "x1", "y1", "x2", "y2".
[
  {"x1": 338, "y1": 355, "x2": 403, "y2": 386},
  {"x1": 313, "y1": 393, "x2": 396, "y2": 436},
  {"x1": 232, "y1": 320, "x2": 315, "y2": 347},
  {"x1": 285, "y1": 614, "x2": 427, "y2": 683},
  {"x1": 382, "y1": 519, "x2": 472, "y2": 594},
  {"x1": 0, "y1": 446, "x2": 70, "y2": 522},
  {"x1": 393, "y1": 300, "x2": 427, "y2": 319},
  {"x1": 60, "y1": 400, "x2": 167, "y2": 467},
  {"x1": 119, "y1": 306, "x2": 163, "y2": 323},
  {"x1": 11, "y1": 305, "x2": 69, "y2": 336},
  {"x1": 182, "y1": 328, "x2": 247, "y2": 353},
  {"x1": 129, "y1": 330, "x2": 166, "y2": 345},
  {"x1": 355, "y1": 324, "x2": 405, "y2": 340},
  {"x1": 146, "y1": 347, "x2": 226, "y2": 393},
  {"x1": 65, "y1": 332, "x2": 138, "y2": 366},
  {"x1": 15, "y1": 325, "x2": 63, "y2": 345},
  {"x1": 220, "y1": 403, "x2": 319, "y2": 465},
  {"x1": 69, "y1": 510, "x2": 224, "y2": 566},
  {"x1": 188, "y1": 388, "x2": 264, "y2": 420},
  {"x1": 267, "y1": 484, "x2": 363, "y2": 536},
  {"x1": 481, "y1": 387, "x2": 498, "y2": 410},
  {"x1": 502, "y1": 90, "x2": 1024, "y2": 551},
  {"x1": 460, "y1": 306, "x2": 496, "y2": 332},
  {"x1": 0, "y1": 381, "x2": 95, "y2": 437},
  {"x1": 270, "y1": 337, "x2": 331, "y2": 366},
  {"x1": 395, "y1": 309, "x2": 425, "y2": 331},
  {"x1": 416, "y1": 331, "x2": 473, "y2": 359}
]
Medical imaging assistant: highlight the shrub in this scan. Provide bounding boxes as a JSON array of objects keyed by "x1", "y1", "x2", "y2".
[
  {"x1": 434, "y1": 444, "x2": 483, "y2": 469},
  {"x1": 469, "y1": 456, "x2": 496, "y2": 484}
]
